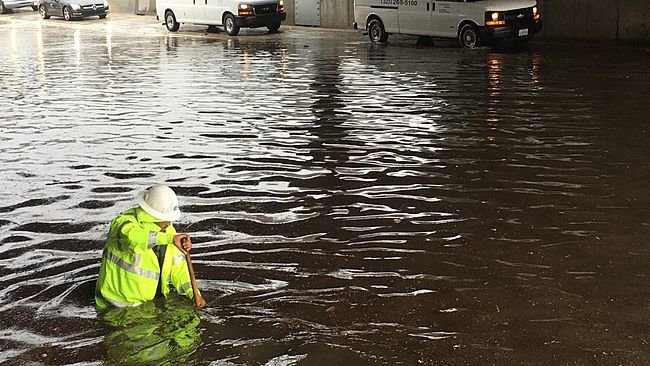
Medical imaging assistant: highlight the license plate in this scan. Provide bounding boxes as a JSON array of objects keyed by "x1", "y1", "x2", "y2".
[{"x1": 518, "y1": 29, "x2": 529, "y2": 37}]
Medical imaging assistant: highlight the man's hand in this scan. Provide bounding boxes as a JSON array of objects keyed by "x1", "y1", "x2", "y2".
[
  {"x1": 196, "y1": 295, "x2": 207, "y2": 309},
  {"x1": 172, "y1": 234, "x2": 192, "y2": 253}
]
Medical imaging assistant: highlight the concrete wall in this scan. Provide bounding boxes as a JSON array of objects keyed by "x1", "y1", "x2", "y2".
[
  {"x1": 110, "y1": 0, "x2": 136, "y2": 14},
  {"x1": 540, "y1": 0, "x2": 650, "y2": 41},
  {"x1": 540, "y1": 0, "x2": 618, "y2": 40},
  {"x1": 284, "y1": 0, "x2": 296, "y2": 25},
  {"x1": 319, "y1": 0, "x2": 354, "y2": 29},
  {"x1": 110, "y1": 0, "x2": 650, "y2": 42},
  {"x1": 619, "y1": 0, "x2": 650, "y2": 40}
]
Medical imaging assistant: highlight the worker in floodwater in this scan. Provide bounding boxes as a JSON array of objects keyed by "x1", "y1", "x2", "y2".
[{"x1": 95, "y1": 184, "x2": 206, "y2": 311}]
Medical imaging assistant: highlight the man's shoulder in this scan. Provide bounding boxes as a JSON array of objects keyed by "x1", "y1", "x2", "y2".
[{"x1": 111, "y1": 208, "x2": 140, "y2": 225}]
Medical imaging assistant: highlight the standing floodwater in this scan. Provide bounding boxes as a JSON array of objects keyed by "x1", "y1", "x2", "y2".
[{"x1": 0, "y1": 14, "x2": 649, "y2": 365}]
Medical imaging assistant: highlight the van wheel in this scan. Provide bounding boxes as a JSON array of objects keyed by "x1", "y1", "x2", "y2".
[
  {"x1": 224, "y1": 13, "x2": 239, "y2": 36},
  {"x1": 267, "y1": 20, "x2": 281, "y2": 33},
  {"x1": 165, "y1": 10, "x2": 179, "y2": 32},
  {"x1": 39, "y1": 5, "x2": 50, "y2": 19},
  {"x1": 0, "y1": 1, "x2": 9, "y2": 14},
  {"x1": 458, "y1": 23, "x2": 480, "y2": 48},
  {"x1": 368, "y1": 18, "x2": 388, "y2": 43},
  {"x1": 31, "y1": 5, "x2": 38, "y2": 11}
]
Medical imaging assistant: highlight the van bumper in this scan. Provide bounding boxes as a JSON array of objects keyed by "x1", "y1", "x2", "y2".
[
  {"x1": 479, "y1": 20, "x2": 543, "y2": 42},
  {"x1": 235, "y1": 12, "x2": 286, "y2": 28}
]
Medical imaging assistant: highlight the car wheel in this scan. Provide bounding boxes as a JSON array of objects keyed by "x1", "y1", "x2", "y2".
[
  {"x1": 223, "y1": 13, "x2": 239, "y2": 36},
  {"x1": 165, "y1": 10, "x2": 179, "y2": 32},
  {"x1": 267, "y1": 20, "x2": 280, "y2": 33},
  {"x1": 368, "y1": 18, "x2": 388, "y2": 43},
  {"x1": 39, "y1": 4, "x2": 49, "y2": 19},
  {"x1": 458, "y1": 23, "x2": 480, "y2": 49},
  {"x1": 63, "y1": 6, "x2": 72, "y2": 21},
  {"x1": 98, "y1": 13, "x2": 106, "y2": 19},
  {"x1": 0, "y1": 1, "x2": 8, "y2": 14}
]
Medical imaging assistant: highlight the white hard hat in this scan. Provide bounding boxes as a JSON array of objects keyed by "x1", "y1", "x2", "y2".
[{"x1": 136, "y1": 185, "x2": 181, "y2": 222}]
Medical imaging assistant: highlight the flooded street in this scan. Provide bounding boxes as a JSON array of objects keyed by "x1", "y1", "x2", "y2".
[{"x1": 1, "y1": 11, "x2": 649, "y2": 365}]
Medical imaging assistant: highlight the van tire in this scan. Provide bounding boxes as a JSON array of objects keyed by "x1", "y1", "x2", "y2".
[
  {"x1": 458, "y1": 23, "x2": 480, "y2": 48},
  {"x1": 165, "y1": 10, "x2": 180, "y2": 32},
  {"x1": 224, "y1": 13, "x2": 239, "y2": 36},
  {"x1": 368, "y1": 18, "x2": 388, "y2": 43},
  {"x1": 31, "y1": 5, "x2": 38, "y2": 11},
  {"x1": 267, "y1": 21, "x2": 281, "y2": 33},
  {"x1": 0, "y1": 2, "x2": 8, "y2": 14}
]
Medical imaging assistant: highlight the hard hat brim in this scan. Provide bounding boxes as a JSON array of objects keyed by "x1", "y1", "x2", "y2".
[{"x1": 136, "y1": 190, "x2": 181, "y2": 222}]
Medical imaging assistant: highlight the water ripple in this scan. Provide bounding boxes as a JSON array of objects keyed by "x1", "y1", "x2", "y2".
[{"x1": 1, "y1": 17, "x2": 649, "y2": 365}]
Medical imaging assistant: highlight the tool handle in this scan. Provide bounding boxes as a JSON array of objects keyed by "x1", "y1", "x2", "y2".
[
  {"x1": 185, "y1": 252, "x2": 201, "y2": 307},
  {"x1": 181, "y1": 238, "x2": 201, "y2": 307}
]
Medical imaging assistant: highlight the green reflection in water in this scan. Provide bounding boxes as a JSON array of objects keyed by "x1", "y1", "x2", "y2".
[{"x1": 101, "y1": 295, "x2": 202, "y2": 366}]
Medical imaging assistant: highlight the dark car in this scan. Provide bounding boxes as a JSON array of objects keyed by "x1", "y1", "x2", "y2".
[
  {"x1": 38, "y1": 0, "x2": 108, "y2": 20},
  {"x1": 0, "y1": 0, "x2": 38, "y2": 14}
]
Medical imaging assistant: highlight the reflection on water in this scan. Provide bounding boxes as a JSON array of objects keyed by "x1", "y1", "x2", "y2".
[
  {"x1": 1, "y1": 18, "x2": 649, "y2": 365},
  {"x1": 103, "y1": 296, "x2": 201, "y2": 366}
]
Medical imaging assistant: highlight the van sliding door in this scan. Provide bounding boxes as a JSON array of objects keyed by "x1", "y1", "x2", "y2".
[
  {"x1": 397, "y1": 0, "x2": 433, "y2": 35},
  {"x1": 173, "y1": 0, "x2": 196, "y2": 23},
  {"x1": 194, "y1": 0, "x2": 206, "y2": 22},
  {"x1": 204, "y1": 0, "x2": 223, "y2": 25},
  {"x1": 433, "y1": 0, "x2": 460, "y2": 37}
]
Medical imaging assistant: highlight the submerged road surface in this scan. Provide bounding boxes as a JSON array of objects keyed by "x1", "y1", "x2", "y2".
[{"x1": 1, "y1": 11, "x2": 649, "y2": 366}]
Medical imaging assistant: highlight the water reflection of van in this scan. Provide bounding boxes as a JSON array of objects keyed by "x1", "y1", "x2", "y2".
[
  {"x1": 353, "y1": 0, "x2": 542, "y2": 48},
  {"x1": 156, "y1": 0, "x2": 286, "y2": 36}
]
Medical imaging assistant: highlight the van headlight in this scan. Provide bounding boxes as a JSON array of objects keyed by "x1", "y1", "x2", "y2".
[
  {"x1": 70, "y1": 3, "x2": 81, "y2": 10},
  {"x1": 238, "y1": 3, "x2": 253, "y2": 16},
  {"x1": 485, "y1": 11, "x2": 505, "y2": 26}
]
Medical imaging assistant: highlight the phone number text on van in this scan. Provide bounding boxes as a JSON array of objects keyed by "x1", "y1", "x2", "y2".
[{"x1": 380, "y1": 0, "x2": 419, "y2": 6}]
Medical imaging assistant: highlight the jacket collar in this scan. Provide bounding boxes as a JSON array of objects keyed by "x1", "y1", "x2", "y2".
[{"x1": 126, "y1": 207, "x2": 161, "y2": 223}]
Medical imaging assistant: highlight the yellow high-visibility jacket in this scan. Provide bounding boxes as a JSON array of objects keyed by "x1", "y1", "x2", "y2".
[{"x1": 95, "y1": 207, "x2": 197, "y2": 311}]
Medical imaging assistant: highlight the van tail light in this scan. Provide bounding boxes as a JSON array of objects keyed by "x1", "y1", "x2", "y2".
[{"x1": 278, "y1": 0, "x2": 284, "y2": 12}]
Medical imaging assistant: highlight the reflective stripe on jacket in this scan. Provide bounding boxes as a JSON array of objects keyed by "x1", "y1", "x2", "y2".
[{"x1": 95, "y1": 207, "x2": 197, "y2": 310}]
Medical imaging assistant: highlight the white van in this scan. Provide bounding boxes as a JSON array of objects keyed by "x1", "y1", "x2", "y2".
[
  {"x1": 156, "y1": 0, "x2": 286, "y2": 36},
  {"x1": 354, "y1": 0, "x2": 542, "y2": 48}
]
